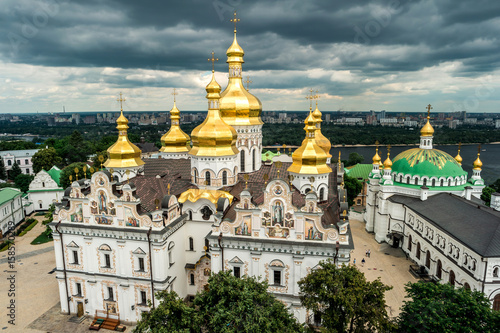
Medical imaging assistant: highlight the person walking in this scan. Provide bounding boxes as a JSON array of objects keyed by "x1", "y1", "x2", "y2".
[
  {"x1": 353, "y1": 258, "x2": 356, "y2": 265},
  {"x1": 361, "y1": 258, "x2": 365, "y2": 267},
  {"x1": 368, "y1": 249, "x2": 371, "y2": 258}
]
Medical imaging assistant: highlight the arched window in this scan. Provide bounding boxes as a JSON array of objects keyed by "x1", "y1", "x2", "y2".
[
  {"x1": 425, "y1": 250, "x2": 431, "y2": 268},
  {"x1": 252, "y1": 149, "x2": 256, "y2": 171},
  {"x1": 399, "y1": 175, "x2": 403, "y2": 182},
  {"x1": 205, "y1": 171, "x2": 211, "y2": 186},
  {"x1": 193, "y1": 169, "x2": 198, "y2": 184},
  {"x1": 188, "y1": 211, "x2": 193, "y2": 220},
  {"x1": 431, "y1": 179, "x2": 436, "y2": 187},
  {"x1": 440, "y1": 179, "x2": 444, "y2": 186},
  {"x1": 423, "y1": 178, "x2": 427, "y2": 186},
  {"x1": 449, "y1": 270, "x2": 455, "y2": 286},
  {"x1": 493, "y1": 267, "x2": 499, "y2": 277},
  {"x1": 464, "y1": 282, "x2": 471, "y2": 291},
  {"x1": 493, "y1": 294, "x2": 500, "y2": 311},
  {"x1": 436, "y1": 259, "x2": 442, "y2": 279},
  {"x1": 319, "y1": 188, "x2": 325, "y2": 201},
  {"x1": 222, "y1": 171, "x2": 227, "y2": 186},
  {"x1": 448, "y1": 179, "x2": 451, "y2": 186},
  {"x1": 190, "y1": 273, "x2": 195, "y2": 285},
  {"x1": 408, "y1": 235, "x2": 412, "y2": 252},
  {"x1": 240, "y1": 152, "x2": 245, "y2": 172},
  {"x1": 406, "y1": 176, "x2": 410, "y2": 184},
  {"x1": 416, "y1": 242, "x2": 421, "y2": 260},
  {"x1": 189, "y1": 237, "x2": 194, "y2": 251}
]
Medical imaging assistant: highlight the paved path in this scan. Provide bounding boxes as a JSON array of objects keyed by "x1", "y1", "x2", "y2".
[{"x1": 0, "y1": 246, "x2": 53, "y2": 264}]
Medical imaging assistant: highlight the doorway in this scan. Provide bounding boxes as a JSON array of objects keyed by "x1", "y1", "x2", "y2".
[{"x1": 77, "y1": 302, "x2": 84, "y2": 317}]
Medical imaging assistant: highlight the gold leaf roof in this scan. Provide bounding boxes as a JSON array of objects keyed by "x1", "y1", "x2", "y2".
[
  {"x1": 420, "y1": 116, "x2": 434, "y2": 136},
  {"x1": 178, "y1": 188, "x2": 234, "y2": 206},
  {"x1": 160, "y1": 102, "x2": 191, "y2": 153},
  {"x1": 312, "y1": 104, "x2": 332, "y2": 158},
  {"x1": 473, "y1": 153, "x2": 483, "y2": 170}
]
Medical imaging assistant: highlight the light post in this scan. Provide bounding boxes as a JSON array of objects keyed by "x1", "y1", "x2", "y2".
[{"x1": 218, "y1": 232, "x2": 224, "y2": 272}]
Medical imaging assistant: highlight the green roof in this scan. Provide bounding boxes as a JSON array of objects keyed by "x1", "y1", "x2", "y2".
[
  {"x1": 0, "y1": 188, "x2": 22, "y2": 206},
  {"x1": 27, "y1": 188, "x2": 65, "y2": 193},
  {"x1": 345, "y1": 164, "x2": 372, "y2": 180},
  {"x1": 390, "y1": 181, "x2": 473, "y2": 191},
  {"x1": 47, "y1": 166, "x2": 62, "y2": 186},
  {"x1": 261, "y1": 150, "x2": 281, "y2": 162},
  {"x1": 391, "y1": 148, "x2": 467, "y2": 179}
]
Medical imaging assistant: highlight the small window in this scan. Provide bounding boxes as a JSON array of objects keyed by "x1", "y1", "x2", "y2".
[
  {"x1": 42, "y1": 182, "x2": 45, "y2": 187},
  {"x1": 241, "y1": 153, "x2": 245, "y2": 172},
  {"x1": 26, "y1": 169, "x2": 29, "y2": 174},
  {"x1": 319, "y1": 188, "x2": 325, "y2": 201},
  {"x1": 205, "y1": 171, "x2": 211, "y2": 186},
  {"x1": 222, "y1": 171, "x2": 227, "y2": 186},
  {"x1": 72, "y1": 250, "x2": 79, "y2": 264},
  {"x1": 193, "y1": 169, "x2": 198, "y2": 184},
  {"x1": 104, "y1": 254, "x2": 111, "y2": 268},
  {"x1": 8, "y1": 160, "x2": 11, "y2": 166},
  {"x1": 190, "y1": 273, "x2": 195, "y2": 285},
  {"x1": 39, "y1": 203, "x2": 43, "y2": 209},
  {"x1": 494, "y1": 267, "x2": 499, "y2": 278},
  {"x1": 25, "y1": 159, "x2": 28, "y2": 164},
  {"x1": 76, "y1": 283, "x2": 82, "y2": 296},
  {"x1": 107, "y1": 287, "x2": 114, "y2": 301},
  {"x1": 140, "y1": 291, "x2": 147, "y2": 305},
  {"x1": 138, "y1": 257, "x2": 145, "y2": 271},
  {"x1": 234, "y1": 266, "x2": 241, "y2": 278},
  {"x1": 273, "y1": 270, "x2": 281, "y2": 285},
  {"x1": 189, "y1": 237, "x2": 194, "y2": 251}
]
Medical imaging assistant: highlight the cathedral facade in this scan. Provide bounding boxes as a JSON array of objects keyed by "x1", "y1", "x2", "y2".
[{"x1": 50, "y1": 21, "x2": 349, "y2": 324}]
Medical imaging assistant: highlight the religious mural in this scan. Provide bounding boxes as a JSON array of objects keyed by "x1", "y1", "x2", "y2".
[
  {"x1": 105, "y1": 302, "x2": 117, "y2": 314},
  {"x1": 305, "y1": 218, "x2": 323, "y2": 240},
  {"x1": 262, "y1": 211, "x2": 271, "y2": 226},
  {"x1": 235, "y1": 215, "x2": 251, "y2": 236},
  {"x1": 95, "y1": 214, "x2": 112, "y2": 225},
  {"x1": 284, "y1": 212, "x2": 294, "y2": 228},
  {"x1": 268, "y1": 224, "x2": 289, "y2": 238},
  {"x1": 272, "y1": 200, "x2": 283, "y2": 226},
  {"x1": 90, "y1": 201, "x2": 98, "y2": 214},
  {"x1": 98, "y1": 191, "x2": 108, "y2": 214},
  {"x1": 125, "y1": 207, "x2": 139, "y2": 227},
  {"x1": 70, "y1": 204, "x2": 83, "y2": 222}
]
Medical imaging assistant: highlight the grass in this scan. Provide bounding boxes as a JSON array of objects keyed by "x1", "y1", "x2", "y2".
[
  {"x1": 18, "y1": 220, "x2": 38, "y2": 236},
  {"x1": 31, "y1": 228, "x2": 53, "y2": 245}
]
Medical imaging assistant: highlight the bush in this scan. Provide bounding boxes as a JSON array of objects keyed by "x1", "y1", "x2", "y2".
[
  {"x1": 18, "y1": 220, "x2": 38, "y2": 236},
  {"x1": 0, "y1": 240, "x2": 13, "y2": 252},
  {"x1": 31, "y1": 226, "x2": 53, "y2": 245}
]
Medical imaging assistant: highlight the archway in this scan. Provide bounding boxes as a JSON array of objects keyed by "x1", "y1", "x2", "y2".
[
  {"x1": 425, "y1": 250, "x2": 431, "y2": 269},
  {"x1": 493, "y1": 294, "x2": 500, "y2": 311},
  {"x1": 449, "y1": 270, "x2": 455, "y2": 286},
  {"x1": 436, "y1": 260, "x2": 442, "y2": 279},
  {"x1": 416, "y1": 242, "x2": 421, "y2": 260}
]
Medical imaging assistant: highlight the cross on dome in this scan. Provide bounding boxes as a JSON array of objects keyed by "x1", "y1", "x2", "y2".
[
  {"x1": 244, "y1": 76, "x2": 252, "y2": 91},
  {"x1": 230, "y1": 11, "x2": 240, "y2": 33},
  {"x1": 172, "y1": 88, "x2": 178, "y2": 103},
  {"x1": 208, "y1": 51, "x2": 219, "y2": 72},
  {"x1": 117, "y1": 92, "x2": 126, "y2": 112}
]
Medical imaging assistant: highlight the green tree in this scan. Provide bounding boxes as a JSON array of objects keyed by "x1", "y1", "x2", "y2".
[
  {"x1": 14, "y1": 174, "x2": 34, "y2": 193},
  {"x1": 298, "y1": 260, "x2": 394, "y2": 333},
  {"x1": 195, "y1": 271, "x2": 303, "y2": 332},
  {"x1": 32, "y1": 147, "x2": 62, "y2": 173},
  {"x1": 345, "y1": 152, "x2": 364, "y2": 167},
  {"x1": 8, "y1": 162, "x2": 22, "y2": 180},
  {"x1": 91, "y1": 151, "x2": 108, "y2": 170},
  {"x1": 481, "y1": 186, "x2": 496, "y2": 206},
  {"x1": 344, "y1": 174, "x2": 362, "y2": 206},
  {"x1": 0, "y1": 159, "x2": 6, "y2": 180},
  {"x1": 59, "y1": 162, "x2": 91, "y2": 188},
  {"x1": 134, "y1": 291, "x2": 201, "y2": 333},
  {"x1": 397, "y1": 281, "x2": 500, "y2": 333}
]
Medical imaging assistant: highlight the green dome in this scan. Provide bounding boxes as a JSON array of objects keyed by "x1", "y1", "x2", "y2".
[{"x1": 391, "y1": 148, "x2": 467, "y2": 179}]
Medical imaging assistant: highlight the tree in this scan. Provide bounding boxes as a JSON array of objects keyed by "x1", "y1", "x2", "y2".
[
  {"x1": 91, "y1": 151, "x2": 108, "y2": 170},
  {"x1": 195, "y1": 271, "x2": 303, "y2": 333},
  {"x1": 59, "y1": 162, "x2": 91, "y2": 189},
  {"x1": 134, "y1": 271, "x2": 303, "y2": 333},
  {"x1": 14, "y1": 174, "x2": 34, "y2": 193},
  {"x1": 396, "y1": 281, "x2": 500, "y2": 333},
  {"x1": 0, "y1": 159, "x2": 6, "y2": 180},
  {"x1": 481, "y1": 186, "x2": 496, "y2": 206},
  {"x1": 491, "y1": 178, "x2": 500, "y2": 192},
  {"x1": 344, "y1": 174, "x2": 363, "y2": 206},
  {"x1": 8, "y1": 162, "x2": 22, "y2": 180},
  {"x1": 345, "y1": 152, "x2": 364, "y2": 167},
  {"x1": 298, "y1": 259, "x2": 394, "y2": 333},
  {"x1": 32, "y1": 147, "x2": 62, "y2": 173},
  {"x1": 134, "y1": 291, "x2": 200, "y2": 333}
]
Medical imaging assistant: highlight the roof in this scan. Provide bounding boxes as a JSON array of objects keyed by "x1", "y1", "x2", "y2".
[
  {"x1": 391, "y1": 148, "x2": 467, "y2": 179},
  {"x1": 389, "y1": 193, "x2": 500, "y2": 257},
  {"x1": 135, "y1": 142, "x2": 158, "y2": 154},
  {"x1": 261, "y1": 150, "x2": 280, "y2": 162},
  {"x1": 47, "y1": 166, "x2": 62, "y2": 186},
  {"x1": 345, "y1": 164, "x2": 372, "y2": 180},
  {"x1": 0, "y1": 188, "x2": 22, "y2": 206},
  {"x1": 0, "y1": 149, "x2": 39, "y2": 158}
]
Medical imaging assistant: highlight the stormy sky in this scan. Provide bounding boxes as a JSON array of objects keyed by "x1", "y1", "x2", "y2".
[{"x1": 1, "y1": 0, "x2": 500, "y2": 113}]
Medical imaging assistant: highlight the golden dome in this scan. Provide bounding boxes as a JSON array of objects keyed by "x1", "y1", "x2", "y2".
[
  {"x1": 104, "y1": 111, "x2": 145, "y2": 169},
  {"x1": 383, "y1": 152, "x2": 393, "y2": 170},
  {"x1": 421, "y1": 115, "x2": 434, "y2": 136},
  {"x1": 372, "y1": 147, "x2": 382, "y2": 165},
  {"x1": 312, "y1": 103, "x2": 332, "y2": 158},
  {"x1": 473, "y1": 153, "x2": 482, "y2": 170},
  {"x1": 160, "y1": 102, "x2": 190, "y2": 153},
  {"x1": 454, "y1": 150, "x2": 463, "y2": 165},
  {"x1": 219, "y1": 30, "x2": 263, "y2": 126},
  {"x1": 287, "y1": 111, "x2": 332, "y2": 175},
  {"x1": 190, "y1": 72, "x2": 239, "y2": 157}
]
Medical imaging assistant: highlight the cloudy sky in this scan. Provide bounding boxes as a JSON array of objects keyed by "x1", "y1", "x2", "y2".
[{"x1": 1, "y1": 0, "x2": 500, "y2": 113}]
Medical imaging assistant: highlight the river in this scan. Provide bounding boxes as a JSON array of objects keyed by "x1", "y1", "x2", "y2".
[{"x1": 331, "y1": 143, "x2": 500, "y2": 185}]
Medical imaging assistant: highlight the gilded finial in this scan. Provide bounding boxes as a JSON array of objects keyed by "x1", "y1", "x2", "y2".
[
  {"x1": 243, "y1": 174, "x2": 249, "y2": 189},
  {"x1": 167, "y1": 183, "x2": 171, "y2": 195},
  {"x1": 305, "y1": 89, "x2": 315, "y2": 109},
  {"x1": 230, "y1": 10, "x2": 240, "y2": 33},
  {"x1": 314, "y1": 90, "x2": 320, "y2": 106},
  {"x1": 455, "y1": 142, "x2": 463, "y2": 165},
  {"x1": 172, "y1": 88, "x2": 178, "y2": 104},
  {"x1": 74, "y1": 167, "x2": 79, "y2": 181},
  {"x1": 83, "y1": 166, "x2": 87, "y2": 180},
  {"x1": 275, "y1": 161, "x2": 282, "y2": 179},
  {"x1": 155, "y1": 198, "x2": 160, "y2": 210},
  {"x1": 117, "y1": 92, "x2": 126, "y2": 112},
  {"x1": 208, "y1": 51, "x2": 219, "y2": 72},
  {"x1": 126, "y1": 169, "x2": 130, "y2": 184},
  {"x1": 288, "y1": 174, "x2": 294, "y2": 185},
  {"x1": 338, "y1": 151, "x2": 341, "y2": 166},
  {"x1": 263, "y1": 173, "x2": 269, "y2": 185},
  {"x1": 426, "y1": 104, "x2": 432, "y2": 119},
  {"x1": 244, "y1": 76, "x2": 252, "y2": 91},
  {"x1": 473, "y1": 144, "x2": 483, "y2": 170}
]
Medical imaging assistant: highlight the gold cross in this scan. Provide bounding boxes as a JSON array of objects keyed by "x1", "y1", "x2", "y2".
[
  {"x1": 305, "y1": 89, "x2": 315, "y2": 109},
  {"x1": 458, "y1": 142, "x2": 461, "y2": 152},
  {"x1": 208, "y1": 51, "x2": 219, "y2": 72},
  {"x1": 244, "y1": 76, "x2": 252, "y2": 91},
  {"x1": 478, "y1": 144, "x2": 481, "y2": 154},
  {"x1": 230, "y1": 11, "x2": 240, "y2": 32},
  {"x1": 314, "y1": 90, "x2": 320, "y2": 107},
  {"x1": 426, "y1": 104, "x2": 432, "y2": 118},
  {"x1": 387, "y1": 144, "x2": 391, "y2": 156},
  {"x1": 117, "y1": 92, "x2": 126, "y2": 112},
  {"x1": 172, "y1": 88, "x2": 178, "y2": 103}
]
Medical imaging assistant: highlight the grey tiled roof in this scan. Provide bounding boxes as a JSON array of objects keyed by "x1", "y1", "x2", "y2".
[{"x1": 389, "y1": 193, "x2": 500, "y2": 257}]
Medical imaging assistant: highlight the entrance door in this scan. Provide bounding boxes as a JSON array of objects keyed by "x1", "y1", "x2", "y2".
[
  {"x1": 392, "y1": 237, "x2": 400, "y2": 248},
  {"x1": 77, "y1": 302, "x2": 84, "y2": 317}
]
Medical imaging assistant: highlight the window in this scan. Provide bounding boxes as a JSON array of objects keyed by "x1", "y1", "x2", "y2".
[
  {"x1": 440, "y1": 179, "x2": 444, "y2": 186},
  {"x1": 189, "y1": 237, "x2": 194, "y2": 251},
  {"x1": 39, "y1": 203, "x2": 43, "y2": 209},
  {"x1": 252, "y1": 149, "x2": 256, "y2": 171},
  {"x1": 423, "y1": 178, "x2": 427, "y2": 186},
  {"x1": 449, "y1": 270, "x2": 455, "y2": 286},
  {"x1": 425, "y1": 250, "x2": 430, "y2": 268},
  {"x1": 494, "y1": 267, "x2": 499, "y2": 278},
  {"x1": 72, "y1": 250, "x2": 79, "y2": 264},
  {"x1": 319, "y1": 188, "x2": 325, "y2": 201},
  {"x1": 240, "y1": 152, "x2": 245, "y2": 172},
  {"x1": 436, "y1": 260, "x2": 442, "y2": 279},
  {"x1": 416, "y1": 242, "x2": 421, "y2": 260},
  {"x1": 25, "y1": 159, "x2": 28, "y2": 164},
  {"x1": 234, "y1": 266, "x2": 241, "y2": 278},
  {"x1": 222, "y1": 171, "x2": 227, "y2": 186},
  {"x1": 493, "y1": 294, "x2": 500, "y2": 311},
  {"x1": 76, "y1": 283, "x2": 82, "y2": 296},
  {"x1": 104, "y1": 254, "x2": 111, "y2": 268},
  {"x1": 138, "y1": 257, "x2": 145, "y2": 271},
  {"x1": 273, "y1": 270, "x2": 281, "y2": 285},
  {"x1": 190, "y1": 273, "x2": 195, "y2": 285},
  {"x1": 26, "y1": 169, "x2": 29, "y2": 174},
  {"x1": 140, "y1": 291, "x2": 147, "y2": 305},
  {"x1": 464, "y1": 283, "x2": 471, "y2": 291},
  {"x1": 406, "y1": 176, "x2": 410, "y2": 184},
  {"x1": 107, "y1": 287, "x2": 114, "y2": 301},
  {"x1": 205, "y1": 171, "x2": 211, "y2": 186},
  {"x1": 42, "y1": 182, "x2": 45, "y2": 188},
  {"x1": 7, "y1": 160, "x2": 11, "y2": 166},
  {"x1": 168, "y1": 242, "x2": 175, "y2": 267},
  {"x1": 193, "y1": 169, "x2": 198, "y2": 184},
  {"x1": 448, "y1": 179, "x2": 452, "y2": 186},
  {"x1": 431, "y1": 179, "x2": 435, "y2": 187}
]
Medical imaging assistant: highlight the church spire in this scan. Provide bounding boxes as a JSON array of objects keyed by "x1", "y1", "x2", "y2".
[
  {"x1": 419, "y1": 104, "x2": 434, "y2": 149},
  {"x1": 160, "y1": 89, "x2": 191, "y2": 156}
]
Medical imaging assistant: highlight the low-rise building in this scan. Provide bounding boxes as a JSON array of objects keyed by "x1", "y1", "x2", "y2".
[
  {"x1": 27, "y1": 166, "x2": 65, "y2": 211},
  {"x1": 0, "y1": 188, "x2": 25, "y2": 238},
  {"x1": 0, "y1": 149, "x2": 39, "y2": 175}
]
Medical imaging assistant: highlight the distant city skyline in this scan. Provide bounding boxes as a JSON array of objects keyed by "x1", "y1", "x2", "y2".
[{"x1": 1, "y1": 1, "x2": 500, "y2": 113}]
